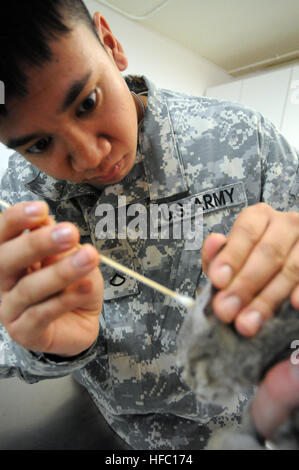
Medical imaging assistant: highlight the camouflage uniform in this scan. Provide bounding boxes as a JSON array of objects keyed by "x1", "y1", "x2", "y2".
[{"x1": 0, "y1": 76, "x2": 298, "y2": 450}]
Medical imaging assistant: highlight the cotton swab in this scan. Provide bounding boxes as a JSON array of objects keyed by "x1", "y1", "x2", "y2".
[
  {"x1": 99, "y1": 254, "x2": 195, "y2": 310},
  {"x1": 0, "y1": 199, "x2": 10, "y2": 210},
  {"x1": 0, "y1": 199, "x2": 195, "y2": 310}
]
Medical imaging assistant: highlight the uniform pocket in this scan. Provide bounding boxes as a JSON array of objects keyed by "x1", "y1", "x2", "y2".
[
  {"x1": 97, "y1": 243, "x2": 140, "y2": 302},
  {"x1": 108, "y1": 353, "x2": 144, "y2": 412}
]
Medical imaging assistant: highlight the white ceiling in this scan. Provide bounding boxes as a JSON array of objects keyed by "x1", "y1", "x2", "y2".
[{"x1": 95, "y1": 0, "x2": 299, "y2": 76}]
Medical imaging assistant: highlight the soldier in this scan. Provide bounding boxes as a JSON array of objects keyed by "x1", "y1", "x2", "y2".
[{"x1": 0, "y1": 0, "x2": 298, "y2": 449}]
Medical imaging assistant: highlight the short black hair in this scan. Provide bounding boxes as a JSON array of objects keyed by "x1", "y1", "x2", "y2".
[{"x1": 0, "y1": 0, "x2": 103, "y2": 117}]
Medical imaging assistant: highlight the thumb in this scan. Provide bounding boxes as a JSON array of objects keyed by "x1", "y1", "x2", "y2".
[{"x1": 251, "y1": 359, "x2": 299, "y2": 439}]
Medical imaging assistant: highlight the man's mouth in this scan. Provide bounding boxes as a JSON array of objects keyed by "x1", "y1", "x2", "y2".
[{"x1": 86, "y1": 156, "x2": 126, "y2": 183}]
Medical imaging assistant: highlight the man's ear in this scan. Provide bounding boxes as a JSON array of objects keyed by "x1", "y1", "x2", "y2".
[{"x1": 93, "y1": 12, "x2": 128, "y2": 71}]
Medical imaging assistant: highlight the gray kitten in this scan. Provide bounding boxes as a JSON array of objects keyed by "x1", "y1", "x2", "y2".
[{"x1": 177, "y1": 281, "x2": 299, "y2": 449}]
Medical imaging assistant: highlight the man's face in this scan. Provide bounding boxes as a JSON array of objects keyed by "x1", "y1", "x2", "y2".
[{"x1": 0, "y1": 19, "x2": 139, "y2": 185}]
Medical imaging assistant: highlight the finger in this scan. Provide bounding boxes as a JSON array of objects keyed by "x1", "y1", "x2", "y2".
[
  {"x1": 0, "y1": 212, "x2": 56, "y2": 289},
  {"x1": 6, "y1": 278, "x2": 100, "y2": 353},
  {"x1": 235, "y1": 241, "x2": 299, "y2": 336},
  {"x1": 0, "y1": 222, "x2": 80, "y2": 292},
  {"x1": 27, "y1": 216, "x2": 57, "y2": 273},
  {"x1": 0, "y1": 201, "x2": 49, "y2": 243},
  {"x1": 290, "y1": 284, "x2": 299, "y2": 310},
  {"x1": 29, "y1": 214, "x2": 56, "y2": 231},
  {"x1": 208, "y1": 204, "x2": 271, "y2": 289},
  {"x1": 251, "y1": 359, "x2": 299, "y2": 439},
  {"x1": 211, "y1": 212, "x2": 298, "y2": 324},
  {"x1": 0, "y1": 244, "x2": 99, "y2": 323},
  {"x1": 38, "y1": 242, "x2": 82, "y2": 273},
  {"x1": 39, "y1": 243, "x2": 79, "y2": 268},
  {"x1": 201, "y1": 233, "x2": 227, "y2": 275}
]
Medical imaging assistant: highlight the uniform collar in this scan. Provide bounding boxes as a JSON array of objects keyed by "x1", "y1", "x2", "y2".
[
  {"x1": 139, "y1": 76, "x2": 189, "y2": 201},
  {"x1": 23, "y1": 75, "x2": 189, "y2": 204},
  {"x1": 24, "y1": 167, "x2": 97, "y2": 201}
]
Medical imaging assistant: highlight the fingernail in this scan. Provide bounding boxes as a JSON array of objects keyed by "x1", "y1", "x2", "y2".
[
  {"x1": 25, "y1": 202, "x2": 46, "y2": 218},
  {"x1": 237, "y1": 311, "x2": 263, "y2": 335},
  {"x1": 51, "y1": 225, "x2": 74, "y2": 244},
  {"x1": 218, "y1": 295, "x2": 242, "y2": 321},
  {"x1": 215, "y1": 264, "x2": 233, "y2": 286},
  {"x1": 72, "y1": 248, "x2": 94, "y2": 268}
]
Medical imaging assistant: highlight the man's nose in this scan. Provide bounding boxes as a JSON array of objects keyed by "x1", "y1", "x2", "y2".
[{"x1": 65, "y1": 129, "x2": 112, "y2": 172}]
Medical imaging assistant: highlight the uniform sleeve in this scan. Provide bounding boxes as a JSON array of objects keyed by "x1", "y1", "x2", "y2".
[
  {"x1": 0, "y1": 323, "x2": 97, "y2": 383},
  {"x1": 0, "y1": 166, "x2": 16, "y2": 206},
  {"x1": 258, "y1": 113, "x2": 299, "y2": 212},
  {"x1": 0, "y1": 156, "x2": 97, "y2": 383}
]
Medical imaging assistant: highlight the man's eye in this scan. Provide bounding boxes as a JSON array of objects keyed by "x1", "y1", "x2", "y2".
[
  {"x1": 26, "y1": 136, "x2": 52, "y2": 154},
  {"x1": 76, "y1": 89, "x2": 98, "y2": 117}
]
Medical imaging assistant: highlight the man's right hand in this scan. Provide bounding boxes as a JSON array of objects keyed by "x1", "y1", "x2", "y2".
[{"x1": 0, "y1": 201, "x2": 104, "y2": 357}]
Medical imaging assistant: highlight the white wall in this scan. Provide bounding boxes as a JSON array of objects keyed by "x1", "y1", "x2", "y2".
[
  {"x1": 0, "y1": 143, "x2": 13, "y2": 181},
  {"x1": 0, "y1": 0, "x2": 233, "y2": 181},
  {"x1": 84, "y1": 0, "x2": 232, "y2": 96}
]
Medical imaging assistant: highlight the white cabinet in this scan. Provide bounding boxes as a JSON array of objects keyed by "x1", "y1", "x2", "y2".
[
  {"x1": 205, "y1": 64, "x2": 299, "y2": 150},
  {"x1": 240, "y1": 68, "x2": 291, "y2": 130},
  {"x1": 281, "y1": 65, "x2": 299, "y2": 150}
]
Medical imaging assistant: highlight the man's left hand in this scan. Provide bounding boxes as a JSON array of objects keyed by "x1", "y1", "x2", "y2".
[{"x1": 202, "y1": 203, "x2": 299, "y2": 337}]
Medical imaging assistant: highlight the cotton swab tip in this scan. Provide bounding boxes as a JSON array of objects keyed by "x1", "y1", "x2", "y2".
[{"x1": 175, "y1": 294, "x2": 196, "y2": 310}]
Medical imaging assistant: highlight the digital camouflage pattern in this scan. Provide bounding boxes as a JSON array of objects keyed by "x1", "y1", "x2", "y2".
[{"x1": 0, "y1": 76, "x2": 298, "y2": 449}]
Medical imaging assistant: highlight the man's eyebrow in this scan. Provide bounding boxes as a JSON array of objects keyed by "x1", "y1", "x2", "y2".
[
  {"x1": 7, "y1": 133, "x2": 42, "y2": 149},
  {"x1": 58, "y1": 70, "x2": 92, "y2": 114},
  {"x1": 6, "y1": 71, "x2": 93, "y2": 149}
]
